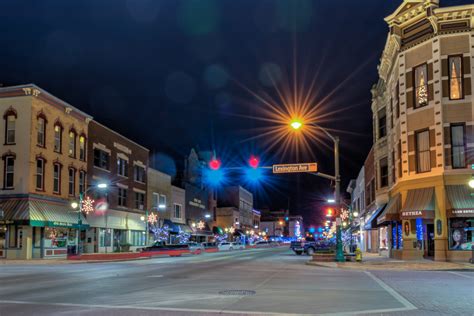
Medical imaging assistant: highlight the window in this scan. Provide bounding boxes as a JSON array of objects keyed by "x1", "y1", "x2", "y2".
[
  {"x1": 54, "y1": 124, "x2": 62, "y2": 152},
  {"x1": 118, "y1": 188, "x2": 128, "y2": 207},
  {"x1": 5, "y1": 114, "x2": 16, "y2": 144},
  {"x1": 391, "y1": 151, "x2": 396, "y2": 183},
  {"x1": 380, "y1": 157, "x2": 388, "y2": 188},
  {"x1": 134, "y1": 165, "x2": 145, "y2": 182},
  {"x1": 4, "y1": 156, "x2": 14, "y2": 189},
  {"x1": 79, "y1": 135, "x2": 86, "y2": 161},
  {"x1": 449, "y1": 218, "x2": 472, "y2": 250},
  {"x1": 93, "y1": 149, "x2": 110, "y2": 170},
  {"x1": 159, "y1": 194, "x2": 166, "y2": 209},
  {"x1": 36, "y1": 158, "x2": 45, "y2": 190},
  {"x1": 152, "y1": 192, "x2": 159, "y2": 209},
  {"x1": 395, "y1": 81, "x2": 400, "y2": 119},
  {"x1": 398, "y1": 142, "x2": 402, "y2": 178},
  {"x1": 390, "y1": 100, "x2": 394, "y2": 129},
  {"x1": 79, "y1": 170, "x2": 86, "y2": 194},
  {"x1": 378, "y1": 108, "x2": 386, "y2": 139},
  {"x1": 131, "y1": 231, "x2": 145, "y2": 246},
  {"x1": 135, "y1": 192, "x2": 145, "y2": 209},
  {"x1": 414, "y1": 64, "x2": 429, "y2": 108},
  {"x1": 416, "y1": 130, "x2": 430, "y2": 173},
  {"x1": 448, "y1": 56, "x2": 463, "y2": 100},
  {"x1": 68, "y1": 168, "x2": 75, "y2": 196},
  {"x1": 451, "y1": 124, "x2": 465, "y2": 169},
  {"x1": 174, "y1": 204, "x2": 182, "y2": 219},
  {"x1": 37, "y1": 117, "x2": 46, "y2": 147},
  {"x1": 53, "y1": 163, "x2": 61, "y2": 193},
  {"x1": 68, "y1": 131, "x2": 76, "y2": 157},
  {"x1": 117, "y1": 157, "x2": 128, "y2": 177}
]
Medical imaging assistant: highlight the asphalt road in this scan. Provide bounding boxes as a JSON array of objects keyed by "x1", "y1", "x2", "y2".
[{"x1": 0, "y1": 247, "x2": 472, "y2": 315}]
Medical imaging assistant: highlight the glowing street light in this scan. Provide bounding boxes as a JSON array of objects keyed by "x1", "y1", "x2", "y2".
[
  {"x1": 353, "y1": 211, "x2": 359, "y2": 218},
  {"x1": 469, "y1": 177, "x2": 474, "y2": 189},
  {"x1": 327, "y1": 199, "x2": 335, "y2": 203},
  {"x1": 97, "y1": 183, "x2": 108, "y2": 189},
  {"x1": 290, "y1": 120, "x2": 303, "y2": 130}
]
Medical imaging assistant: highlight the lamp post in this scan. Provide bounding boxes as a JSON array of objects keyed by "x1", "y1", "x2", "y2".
[
  {"x1": 71, "y1": 182, "x2": 108, "y2": 256},
  {"x1": 291, "y1": 120, "x2": 344, "y2": 262}
]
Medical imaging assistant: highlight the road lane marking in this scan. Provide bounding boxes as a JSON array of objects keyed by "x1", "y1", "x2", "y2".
[
  {"x1": 448, "y1": 271, "x2": 474, "y2": 279},
  {"x1": 363, "y1": 271, "x2": 416, "y2": 311}
]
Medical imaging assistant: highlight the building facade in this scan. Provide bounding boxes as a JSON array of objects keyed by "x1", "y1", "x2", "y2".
[
  {"x1": 217, "y1": 186, "x2": 254, "y2": 231},
  {"x1": 0, "y1": 84, "x2": 91, "y2": 259},
  {"x1": 85, "y1": 120, "x2": 149, "y2": 253},
  {"x1": 369, "y1": 0, "x2": 474, "y2": 261}
]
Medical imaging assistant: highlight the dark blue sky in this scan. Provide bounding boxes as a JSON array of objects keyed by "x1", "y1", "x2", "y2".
[{"x1": 1, "y1": 0, "x2": 471, "y2": 225}]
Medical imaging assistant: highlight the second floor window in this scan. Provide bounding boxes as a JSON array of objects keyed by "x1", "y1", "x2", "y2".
[
  {"x1": 118, "y1": 188, "x2": 128, "y2": 207},
  {"x1": 79, "y1": 135, "x2": 86, "y2": 161},
  {"x1": 53, "y1": 163, "x2": 61, "y2": 193},
  {"x1": 414, "y1": 64, "x2": 428, "y2": 108},
  {"x1": 416, "y1": 130, "x2": 430, "y2": 173},
  {"x1": 36, "y1": 158, "x2": 44, "y2": 190},
  {"x1": 4, "y1": 156, "x2": 14, "y2": 189},
  {"x1": 5, "y1": 114, "x2": 16, "y2": 144},
  {"x1": 79, "y1": 170, "x2": 86, "y2": 194},
  {"x1": 68, "y1": 168, "x2": 75, "y2": 196},
  {"x1": 449, "y1": 56, "x2": 463, "y2": 100},
  {"x1": 174, "y1": 204, "x2": 182, "y2": 219},
  {"x1": 134, "y1": 165, "x2": 145, "y2": 182},
  {"x1": 451, "y1": 124, "x2": 465, "y2": 169},
  {"x1": 68, "y1": 131, "x2": 76, "y2": 157},
  {"x1": 380, "y1": 157, "x2": 388, "y2": 188},
  {"x1": 152, "y1": 192, "x2": 159, "y2": 209},
  {"x1": 117, "y1": 157, "x2": 129, "y2": 177},
  {"x1": 37, "y1": 117, "x2": 46, "y2": 147},
  {"x1": 54, "y1": 124, "x2": 62, "y2": 152},
  {"x1": 378, "y1": 108, "x2": 387, "y2": 138},
  {"x1": 93, "y1": 149, "x2": 110, "y2": 170},
  {"x1": 135, "y1": 192, "x2": 145, "y2": 209},
  {"x1": 159, "y1": 194, "x2": 166, "y2": 209}
]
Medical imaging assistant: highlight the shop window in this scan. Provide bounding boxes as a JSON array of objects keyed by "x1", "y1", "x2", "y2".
[
  {"x1": 53, "y1": 163, "x2": 61, "y2": 194},
  {"x1": 174, "y1": 204, "x2": 182, "y2": 219},
  {"x1": 131, "y1": 230, "x2": 145, "y2": 246},
  {"x1": 118, "y1": 188, "x2": 128, "y2": 207},
  {"x1": 4, "y1": 155, "x2": 15, "y2": 189},
  {"x1": 37, "y1": 116, "x2": 46, "y2": 147},
  {"x1": 378, "y1": 108, "x2": 386, "y2": 139},
  {"x1": 68, "y1": 168, "x2": 75, "y2": 196},
  {"x1": 448, "y1": 55, "x2": 463, "y2": 100},
  {"x1": 0, "y1": 225, "x2": 6, "y2": 250},
  {"x1": 99, "y1": 228, "x2": 112, "y2": 247},
  {"x1": 414, "y1": 64, "x2": 429, "y2": 108},
  {"x1": 416, "y1": 130, "x2": 430, "y2": 173},
  {"x1": 5, "y1": 114, "x2": 16, "y2": 144},
  {"x1": 79, "y1": 135, "x2": 86, "y2": 161},
  {"x1": 33, "y1": 227, "x2": 42, "y2": 248},
  {"x1": 159, "y1": 194, "x2": 166, "y2": 209},
  {"x1": 79, "y1": 170, "x2": 86, "y2": 194},
  {"x1": 44, "y1": 227, "x2": 68, "y2": 248},
  {"x1": 36, "y1": 158, "x2": 45, "y2": 190},
  {"x1": 117, "y1": 157, "x2": 128, "y2": 177},
  {"x1": 134, "y1": 165, "x2": 145, "y2": 183},
  {"x1": 379, "y1": 157, "x2": 388, "y2": 188},
  {"x1": 450, "y1": 124, "x2": 465, "y2": 169},
  {"x1": 135, "y1": 192, "x2": 145, "y2": 209},
  {"x1": 93, "y1": 148, "x2": 110, "y2": 170},
  {"x1": 68, "y1": 130, "x2": 76, "y2": 158},
  {"x1": 449, "y1": 218, "x2": 472, "y2": 250},
  {"x1": 54, "y1": 124, "x2": 62, "y2": 153}
]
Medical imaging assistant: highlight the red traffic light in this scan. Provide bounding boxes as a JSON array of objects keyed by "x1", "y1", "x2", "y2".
[
  {"x1": 248, "y1": 156, "x2": 259, "y2": 169},
  {"x1": 326, "y1": 208, "x2": 333, "y2": 217},
  {"x1": 209, "y1": 158, "x2": 221, "y2": 170}
]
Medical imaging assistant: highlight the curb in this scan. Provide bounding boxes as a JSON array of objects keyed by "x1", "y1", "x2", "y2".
[{"x1": 305, "y1": 260, "x2": 474, "y2": 271}]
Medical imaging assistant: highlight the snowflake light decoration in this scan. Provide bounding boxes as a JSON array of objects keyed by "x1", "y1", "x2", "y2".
[
  {"x1": 340, "y1": 209, "x2": 349, "y2": 221},
  {"x1": 197, "y1": 220, "x2": 205, "y2": 230},
  {"x1": 81, "y1": 196, "x2": 95, "y2": 214},
  {"x1": 147, "y1": 212, "x2": 158, "y2": 224},
  {"x1": 228, "y1": 227, "x2": 235, "y2": 234}
]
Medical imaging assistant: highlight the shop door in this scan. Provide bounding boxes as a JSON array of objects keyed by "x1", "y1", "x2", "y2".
[{"x1": 426, "y1": 224, "x2": 435, "y2": 258}]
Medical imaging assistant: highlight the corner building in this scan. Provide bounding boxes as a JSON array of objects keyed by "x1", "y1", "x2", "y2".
[{"x1": 372, "y1": 0, "x2": 474, "y2": 261}]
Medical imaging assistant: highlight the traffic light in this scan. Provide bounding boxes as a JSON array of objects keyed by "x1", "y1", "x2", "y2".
[
  {"x1": 204, "y1": 157, "x2": 225, "y2": 186},
  {"x1": 209, "y1": 158, "x2": 221, "y2": 170},
  {"x1": 248, "y1": 156, "x2": 260, "y2": 169},
  {"x1": 326, "y1": 208, "x2": 333, "y2": 217}
]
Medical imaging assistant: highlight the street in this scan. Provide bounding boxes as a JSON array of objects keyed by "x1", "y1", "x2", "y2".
[{"x1": 0, "y1": 247, "x2": 472, "y2": 315}]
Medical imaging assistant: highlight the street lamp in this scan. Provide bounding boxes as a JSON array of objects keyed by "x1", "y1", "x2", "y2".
[
  {"x1": 469, "y1": 177, "x2": 474, "y2": 189},
  {"x1": 352, "y1": 211, "x2": 359, "y2": 218},
  {"x1": 290, "y1": 120, "x2": 344, "y2": 262}
]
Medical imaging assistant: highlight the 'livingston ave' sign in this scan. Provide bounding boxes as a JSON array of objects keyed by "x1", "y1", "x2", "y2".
[{"x1": 272, "y1": 163, "x2": 318, "y2": 174}]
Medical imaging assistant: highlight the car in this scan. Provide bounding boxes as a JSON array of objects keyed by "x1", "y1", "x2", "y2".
[
  {"x1": 218, "y1": 242, "x2": 235, "y2": 251},
  {"x1": 187, "y1": 242, "x2": 204, "y2": 254},
  {"x1": 140, "y1": 241, "x2": 189, "y2": 252},
  {"x1": 233, "y1": 242, "x2": 245, "y2": 250},
  {"x1": 290, "y1": 238, "x2": 335, "y2": 256},
  {"x1": 255, "y1": 240, "x2": 270, "y2": 248}
]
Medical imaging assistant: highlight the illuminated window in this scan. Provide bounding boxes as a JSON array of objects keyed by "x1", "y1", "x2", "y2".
[
  {"x1": 68, "y1": 130, "x2": 76, "y2": 157},
  {"x1": 416, "y1": 130, "x2": 430, "y2": 173},
  {"x1": 79, "y1": 135, "x2": 86, "y2": 161},
  {"x1": 448, "y1": 56, "x2": 463, "y2": 100},
  {"x1": 414, "y1": 64, "x2": 428, "y2": 108},
  {"x1": 54, "y1": 124, "x2": 62, "y2": 152}
]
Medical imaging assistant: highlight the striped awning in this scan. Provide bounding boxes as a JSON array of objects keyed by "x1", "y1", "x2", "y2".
[
  {"x1": 0, "y1": 196, "x2": 88, "y2": 228},
  {"x1": 377, "y1": 194, "x2": 401, "y2": 225},
  {"x1": 446, "y1": 185, "x2": 474, "y2": 217},
  {"x1": 400, "y1": 188, "x2": 435, "y2": 219}
]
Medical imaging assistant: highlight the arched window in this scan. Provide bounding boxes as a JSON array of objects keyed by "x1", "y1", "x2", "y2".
[
  {"x1": 3, "y1": 108, "x2": 17, "y2": 145},
  {"x1": 79, "y1": 134, "x2": 86, "y2": 161},
  {"x1": 54, "y1": 121, "x2": 63, "y2": 153},
  {"x1": 68, "y1": 129, "x2": 77, "y2": 158}
]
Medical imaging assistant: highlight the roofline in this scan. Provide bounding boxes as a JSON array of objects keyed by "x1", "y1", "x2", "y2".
[
  {"x1": 0, "y1": 84, "x2": 93, "y2": 120},
  {"x1": 91, "y1": 120, "x2": 150, "y2": 152},
  {"x1": 148, "y1": 167, "x2": 172, "y2": 179}
]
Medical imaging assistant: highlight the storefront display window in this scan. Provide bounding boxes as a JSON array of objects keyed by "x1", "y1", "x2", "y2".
[
  {"x1": 44, "y1": 227, "x2": 68, "y2": 248},
  {"x1": 99, "y1": 228, "x2": 112, "y2": 247},
  {"x1": 33, "y1": 227, "x2": 42, "y2": 248},
  {"x1": 0, "y1": 226, "x2": 6, "y2": 250},
  {"x1": 379, "y1": 226, "x2": 388, "y2": 250},
  {"x1": 131, "y1": 230, "x2": 145, "y2": 246},
  {"x1": 449, "y1": 218, "x2": 473, "y2": 250}
]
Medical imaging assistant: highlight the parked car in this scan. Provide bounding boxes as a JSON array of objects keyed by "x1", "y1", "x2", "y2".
[
  {"x1": 233, "y1": 242, "x2": 245, "y2": 250},
  {"x1": 218, "y1": 242, "x2": 236, "y2": 251},
  {"x1": 255, "y1": 240, "x2": 270, "y2": 248},
  {"x1": 140, "y1": 241, "x2": 189, "y2": 252},
  {"x1": 187, "y1": 242, "x2": 204, "y2": 253}
]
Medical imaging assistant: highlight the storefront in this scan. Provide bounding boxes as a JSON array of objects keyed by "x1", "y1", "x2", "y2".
[
  {"x1": 446, "y1": 185, "x2": 474, "y2": 261},
  {"x1": 363, "y1": 204, "x2": 386, "y2": 253},
  {"x1": 377, "y1": 193, "x2": 402, "y2": 258},
  {"x1": 0, "y1": 223, "x2": 9, "y2": 258}
]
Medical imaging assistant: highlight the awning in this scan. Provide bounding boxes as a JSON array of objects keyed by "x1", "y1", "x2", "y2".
[
  {"x1": 364, "y1": 204, "x2": 386, "y2": 230},
  {"x1": 86, "y1": 209, "x2": 128, "y2": 230},
  {"x1": 400, "y1": 188, "x2": 434, "y2": 219},
  {"x1": 446, "y1": 185, "x2": 474, "y2": 217},
  {"x1": 0, "y1": 196, "x2": 89, "y2": 228},
  {"x1": 377, "y1": 194, "x2": 401, "y2": 225}
]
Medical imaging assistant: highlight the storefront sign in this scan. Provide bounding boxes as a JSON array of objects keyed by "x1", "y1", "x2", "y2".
[
  {"x1": 401, "y1": 210, "x2": 434, "y2": 219},
  {"x1": 447, "y1": 209, "x2": 474, "y2": 217}
]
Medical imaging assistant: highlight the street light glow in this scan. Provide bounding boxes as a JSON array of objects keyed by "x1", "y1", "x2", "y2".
[
  {"x1": 71, "y1": 202, "x2": 79, "y2": 209},
  {"x1": 469, "y1": 178, "x2": 474, "y2": 189},
  {"x1": 290, "y1": 120, "x2": 302, "y2": 130},
  {"x1": 97, "y1": 183, "x2": 108, "y2": 189},
  {"x1": 204, "y1": 214, "x2": 211, "y2": 218},
  {"x1": 327, "y1": 199, "x2": 335, "y2": 203},
  {"x1": 353, "y1": 211, "x2": 359, "y2": 217}
]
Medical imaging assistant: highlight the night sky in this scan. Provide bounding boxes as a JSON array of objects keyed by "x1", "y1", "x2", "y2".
[{"x1": 1, "y1": 0, "x2": 471, "y2": 227}]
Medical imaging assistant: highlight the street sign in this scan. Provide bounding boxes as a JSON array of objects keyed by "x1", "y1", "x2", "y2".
[{"x1": 272, "y1": 163, "x2": 317, "y2": 174}]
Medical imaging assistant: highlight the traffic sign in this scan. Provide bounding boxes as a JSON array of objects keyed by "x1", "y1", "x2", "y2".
[{"x1": 272, "y1": 163, "x2": 317, "y2": 174}]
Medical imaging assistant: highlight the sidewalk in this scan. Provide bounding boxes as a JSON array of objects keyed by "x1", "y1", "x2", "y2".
[{"x1": 306, "y1": 252, "x2": 474, "y2": 271}]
